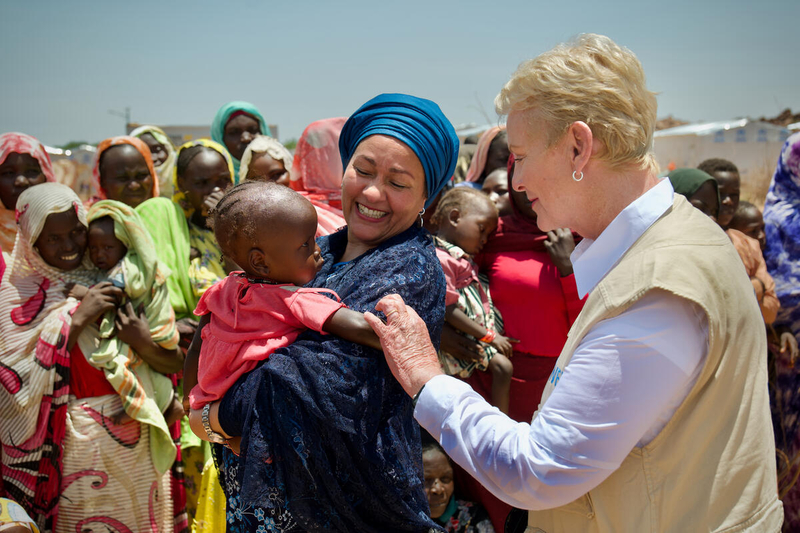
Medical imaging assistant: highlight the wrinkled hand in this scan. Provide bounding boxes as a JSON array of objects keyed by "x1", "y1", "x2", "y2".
[
  {"x1": 202, "y1": 187, "x2": 225, "y2": 217},
  {"x1": 115, "y1": 302, "x2": 151, "y2": 350},
  {"x1": 441, "y1": 323, "x2": 483, "y2": 363},
  {"x1": 364, "y1": 294, "x2": 444, "y2": 397},
  {"x1": 781, "y1": 332, "x2": 799, "y2": 367},
  {"x1": 490, "y1": 333, "x2": 519, "y2": 358},
  {"x1": 74, "y1": 282, "x2": 123, "y2": 325},
  {"x1": 544, "y1": 228, "x2": 576, "y2": 277}
]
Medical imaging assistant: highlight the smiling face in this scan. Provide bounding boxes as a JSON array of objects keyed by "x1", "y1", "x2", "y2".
[
  {"x1": 246, "y1": 153, "x2": 290, "y2": 186},
  {"x1": 0, "y1": 153, "x2": 47, "y2": 209},
  {"x1": 34, "y1": 208, "x2": 88, "y2": 271},
  {"x1": 88, "y1": 217, "x2": 127, "y2": 271},
  {"x1": 138, "y1": 133, "x2": 168, "y2": 167},
  {"x1": 423, "y1": 448, "x2": 454, "y2": 519},
  {"x1": 341, "y1": 135, "x2": 427, "y2": 252},
  {"x1": 223, "y1": 113, "x2": 261, "y2": 161},
  {"x1": 99, "y1": 144, "x2": 154, "y2": 208},
  {"x1": 177, "y1": 148, "x2": 232, "y2": 217},
  {"x1": 507, "y1": 109, "x2": 575, "y2": 232},
  {"x1": 710, "y1": 170, "x2": 740, "y2": 228}
]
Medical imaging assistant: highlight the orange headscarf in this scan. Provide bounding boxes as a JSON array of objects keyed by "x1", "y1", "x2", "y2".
[{"x1": 91, "y1": 136, "x2": 159, "y2": 202}]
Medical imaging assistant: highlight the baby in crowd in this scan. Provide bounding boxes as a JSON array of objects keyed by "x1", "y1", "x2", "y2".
[
  {"x1": 78, "y1": 199, "x2": 184, "y2": 426},
  {"x1": 430, "y1": 187, "x2": 515, "y2": 414},
  {"x1": 184, "y1": 181, "x2": 382, "y2": 416}
]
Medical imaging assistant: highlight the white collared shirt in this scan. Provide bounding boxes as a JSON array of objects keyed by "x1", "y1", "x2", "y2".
[{"x1": 415, "y1": 179, "x2": 709, "y2": 510}]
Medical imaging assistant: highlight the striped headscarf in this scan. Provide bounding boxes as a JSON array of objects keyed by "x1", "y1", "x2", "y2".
[
  {"x1": 0, "y1": 183, "x2": 97, "y2": 528},
  {"x1": 130, "y1": 125, "x2": 177, "y2": 198},
  {"x1": 210, "y1": 101, "x2": 269, "y2": 183},
  {"x1": 83, "y1": 200, "x2": 178, "y2": 474},
  {"x1": 0, "y1": 133, "x2": 57, "y2": 254},
  {"x1": 92, "y1": 135, "x2": 159, "y2": 202}
]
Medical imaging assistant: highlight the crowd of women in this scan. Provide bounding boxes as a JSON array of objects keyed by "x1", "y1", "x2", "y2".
[{"x1": 0, "y1": 35, "x2": 799, "y2": 532}]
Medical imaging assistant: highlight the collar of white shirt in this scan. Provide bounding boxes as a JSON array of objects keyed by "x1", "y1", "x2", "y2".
[{"x1": 570, "y1": 178, "x2": 675, "y2": 298}]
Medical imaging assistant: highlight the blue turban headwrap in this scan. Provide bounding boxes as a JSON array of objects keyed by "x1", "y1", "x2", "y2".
[{"x1": 339, "y1": 93, "x2": 459, "y2": 208}]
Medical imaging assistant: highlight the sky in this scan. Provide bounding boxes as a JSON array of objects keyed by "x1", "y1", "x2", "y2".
[{"x1": 1, "y1": 0, "x2": 798, "y2": 147}]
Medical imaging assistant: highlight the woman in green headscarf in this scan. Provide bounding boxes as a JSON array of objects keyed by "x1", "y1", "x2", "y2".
[
  {"x1": 668, "y1": 167, "x2": 721, "y2": 220},
  {"x1": 135, "y1": 138, "x2": 235, "y2": 524},
  {"x1": 210, "y1": 101, "x2": 269, "y2": 183}
]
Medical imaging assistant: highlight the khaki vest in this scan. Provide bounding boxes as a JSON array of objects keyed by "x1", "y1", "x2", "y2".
[{"x1": 526, "y1": 196, "x2": 783, "y2": 533}]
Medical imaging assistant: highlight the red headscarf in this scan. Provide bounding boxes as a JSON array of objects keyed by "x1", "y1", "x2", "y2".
[
  {"x1": 0, "y1": 133, "x2": 57, "y2": 254},
  {"x1": 91, "y1": 136, "x2": 159, "y2": 201},
  {"x1": 480, "y1": 155, "x2": 550, "y2": 255},
  {"x1": 291, "y1": 118, "x2": 347, "y2": 236}
]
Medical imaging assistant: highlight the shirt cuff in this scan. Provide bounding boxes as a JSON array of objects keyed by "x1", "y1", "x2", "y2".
[{"x1": 414, "y1": 374, "x2": 474, "y2": 440}]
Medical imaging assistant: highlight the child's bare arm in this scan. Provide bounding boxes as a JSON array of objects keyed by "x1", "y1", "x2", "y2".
[
  {"x1": 444, "y1": 305, "x2": 517, "y2": 358},
  {"x1": 182, "y1": 314, "x2": 211, "y2": 414},
  {"x1": 323, "y1": 308, "x2": 383, "y2": 351}
]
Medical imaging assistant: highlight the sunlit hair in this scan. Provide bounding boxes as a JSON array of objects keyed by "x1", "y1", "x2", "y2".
[{"x1": 495, "y1": 33, "x2": 659, "y2": 174}]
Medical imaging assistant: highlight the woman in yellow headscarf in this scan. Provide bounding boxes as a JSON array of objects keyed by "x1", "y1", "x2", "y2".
[{"x1": 135, "y1": 139, "x2": 234, "y2": 527}]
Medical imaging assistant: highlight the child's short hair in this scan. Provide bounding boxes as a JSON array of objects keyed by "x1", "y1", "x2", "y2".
[
  {"x1": 698, "y1": 158, "x2": 739, "y2": 176},
  {"x1": 210, "y1": 181, "x2": 310, "y2": 255},
  {"x1": 430, "y1": 186, "x2": 498, "y2": 227}
]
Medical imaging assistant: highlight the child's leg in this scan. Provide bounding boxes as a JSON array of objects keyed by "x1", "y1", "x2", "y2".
[{"x1": 488, "y1": 353, "x2": 513, "y2": 415}]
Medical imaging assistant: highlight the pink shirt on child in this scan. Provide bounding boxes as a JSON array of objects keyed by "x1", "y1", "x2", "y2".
[
  {"x1": 435, "y1": 246, "x2": 492, "y2": 316},
  {"x1": 189, "y1": 273, "x2": 345, "y2": 409}
]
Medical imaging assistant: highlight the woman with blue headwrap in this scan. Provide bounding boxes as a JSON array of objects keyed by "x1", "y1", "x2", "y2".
[
  {"x1": 211, "y1": 101, "x2": 269, "y2": 182},
  {"x1": 193, "y1": 93, "x2": 458, "y2": 532}
]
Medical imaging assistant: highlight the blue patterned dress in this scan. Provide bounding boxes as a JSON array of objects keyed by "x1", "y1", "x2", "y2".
[
  {"x1": 216, "y1": 224, "x2": 446, "y2": 532},
  {"x1": 764, "y1": 132, "x2": 800, "y2": 525}
]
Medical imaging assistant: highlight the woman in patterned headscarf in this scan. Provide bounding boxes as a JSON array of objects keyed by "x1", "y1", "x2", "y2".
[
  {"x1": 763, "y1": 132, "x2": 800, "y2": 527},
  {"x1": 0, "y1": 183, "x2": 176, "y2": 533},
  {"x1": 0, "y1": 133, "x2": 56, "y2": 254}
]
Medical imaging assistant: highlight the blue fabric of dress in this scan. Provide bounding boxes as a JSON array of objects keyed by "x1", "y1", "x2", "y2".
[{"x1": 217, "y1": 223, "x2": 446, "y2": 532}]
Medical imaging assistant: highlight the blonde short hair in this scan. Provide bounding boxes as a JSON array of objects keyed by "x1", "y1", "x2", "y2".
[{"x1": 495, "y1": 34, "x2": 658, "y2": 174}]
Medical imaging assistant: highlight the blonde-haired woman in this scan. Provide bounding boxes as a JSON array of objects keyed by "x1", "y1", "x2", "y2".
[{"x1": 366, "y1": 34, "x2": 783, "y2": 532}]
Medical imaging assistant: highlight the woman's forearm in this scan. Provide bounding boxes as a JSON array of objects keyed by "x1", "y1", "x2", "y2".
[{"x1": 136, "y1": 341, "x2": 184, "y2": 374}]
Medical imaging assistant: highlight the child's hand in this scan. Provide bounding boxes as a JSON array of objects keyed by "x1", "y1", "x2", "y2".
[
  {"x1": 115, "y1": 302, "x2": 151, "y2": 351},
  {"x1": 781, "y1": 331, "x2": 799, "y2": 367},
  {"x1": 64, "y1": 282, "x2": 89, "y2": 300},
  {"x1": 202, "y1": 187, "x2": 225, "y2": 217},
  {"x1": 111, "y1": 408, "x2": 134, "y2": 426},
  {"x1": 544, "y1": 228, "x2": 576, "y2": 277},
  {"x1": 490, "y1": 334, "x2": 518, "y2": 358}
]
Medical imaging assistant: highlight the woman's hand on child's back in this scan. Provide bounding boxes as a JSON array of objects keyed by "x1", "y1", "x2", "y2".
[
  {"x1": 491, "y1": 334, "x2": 518, "y2": 358},
  {"x1": 74, "y1": 282, "x2": 123, "y2": 325}
]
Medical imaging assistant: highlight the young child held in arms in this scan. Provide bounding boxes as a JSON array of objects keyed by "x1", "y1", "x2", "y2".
[
  {"x1": 431, "y1": 187, "x2": 515, "y2": 414},
  {"x1": 79, "y1": 200, "x2": 184, "y2": 428},
  {"x1": 184, "y1": 181, "x2": 382, "y2": 431}
]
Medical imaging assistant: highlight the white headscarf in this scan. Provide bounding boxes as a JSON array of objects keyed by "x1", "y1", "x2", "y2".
[
  {"x1": 239, "y1": 134, "x2": 293, "y2": 182},
  {"x1": 130, "y1": 125, "x2": 177, "y2": 198}
]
